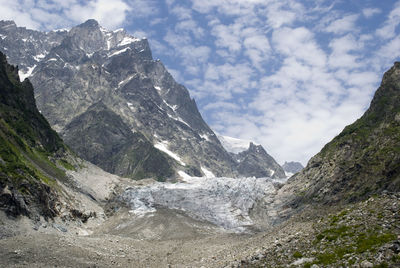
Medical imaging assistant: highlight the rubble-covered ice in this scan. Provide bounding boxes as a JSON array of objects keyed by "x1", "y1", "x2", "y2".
[{"x1": 119, "y1": 176, "x2": 279, "y2": 232}]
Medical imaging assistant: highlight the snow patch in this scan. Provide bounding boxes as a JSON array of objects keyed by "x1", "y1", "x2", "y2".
[
  {"x1": 18, "y1": 65, "x2": 37, "y2": 81},
  {"x1": 154, "y1": 141, "x2": 186, "y2": 166},
  {"x1": 118, "y1": 75, "x2": 135, "y2": 88},
  {"x1": 154, "y1": 86, "x2": 162, "y2": 91},
  {"x1": 201, "y1": 167, "x2": 215, "y2": 178},
  {"x1": 167, "y1": 114, "x2": 190, "y2": 128},
  {"x1": 109, "y1": 47, "x2": 130, "y2": 57},
  {"x1": 52, "y1": 28, "x2": 68, "y2": 32},
  {"x1": 127, "y1": 102, "x2": 134, "y2": 110},
  {"x1": 118, "y1": 36, "x2": 140, "y2": 46},
  {"x1": 163, "y1": 99, "x2": 178, "y2": 111},
  {"x1": 200, "y1": 134, "x2": 210, "y2": 141},
  {"x1": 0, "y1": 34, "x2": 6, "y2": 39},
  {"x1": 178, "y1": 170, "x2": 192, "y2": 181},
  {"x1": 269, "y1": 169, "x2": 275, "y2": 177},
  {"x1": 218, "y1": 135, "x2": 258, "y2": 154},
  {"x1": 33, "y1": 54, "x2": 46, "y2": 61}
]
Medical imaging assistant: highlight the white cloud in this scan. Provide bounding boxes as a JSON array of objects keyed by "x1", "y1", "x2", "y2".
[
  {"x1": 272, "y1": 27, "x2": 326, "y2": 67},
  {"x1": 325, "y1": 14, "x2": 359, "y2": 35},
  {"x1": 376, "y1": 2, "x2": 400, "y2": 39},
  {"x1": 66, "y1": 0, "x2": 131, "y2": 29},
  {"x1": 362, "y1": 8, "x2": 381, "y2": 18},
  {"x1": 328, "y1": 34, "x2": 362, "y2": 69},
  {"x1": 0, "y1": 0, "x2": 133, "y2": 30}
]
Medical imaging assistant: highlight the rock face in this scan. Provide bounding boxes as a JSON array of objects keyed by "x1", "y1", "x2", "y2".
[
  {"x1": 287, "y1": 62, "x2": 400, "y2": 205},
  {"x1": 282, "y1": 161, "x2": 304, "y2": 174},
  {"x1": 0, "y1": 20, "x2": 66, "y2": 80},
  {"x1": 233, "y1": 143, "x2": 286, "y2": 179},
  {"x1": 0, "y1": 19, "x2": 283, "y2": 180},
  {"x1": 0, "y1": 51, "x2": 65, "y2": 219},
  {"x1": 62, "y1": 101, "x2": 175, "y2": 181},
  {"x1": 219, "y1": 135, "x2": 286, "y2": 179}
]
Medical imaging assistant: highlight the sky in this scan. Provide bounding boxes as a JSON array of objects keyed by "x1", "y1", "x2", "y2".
[{"x1": 0, "y1": 0, "x2": 399, "y2": 165}]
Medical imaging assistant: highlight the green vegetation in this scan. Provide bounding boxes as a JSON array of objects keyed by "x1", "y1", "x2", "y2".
[
  {"x1": 293, "y1": 251, "x2": 303, "y2": 258},
  {"x1": 57, "y1": 159, "x2": 76, "y2": 171}
]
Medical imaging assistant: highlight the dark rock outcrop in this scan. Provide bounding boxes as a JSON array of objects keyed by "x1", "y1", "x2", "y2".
[{"x1": 0, "y1": 51, "x2": 66, "y2": 219}]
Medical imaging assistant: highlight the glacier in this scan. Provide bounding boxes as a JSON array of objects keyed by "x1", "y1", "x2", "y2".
[{"x1": 118, "y1": 175, "x2": 282, "y2": 232}]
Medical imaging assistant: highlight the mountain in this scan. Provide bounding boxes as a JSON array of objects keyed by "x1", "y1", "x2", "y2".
[
  {"x1": 0, "y1": 20, "x2": 66, "y2": 80},
  {"x1": 218, "y1": 135, "x2": 255, "y2": 154},
  {"x1": 62, "y1": 101, "x2": 175, "y2": 181},
  {"x1": 0, "y1": 19, "x2": 284, "y2": 180},
  {"x1": 218, "y1": 135, "x2": 286, "y2": 178},
  {"x1": 282, "y1": 161, "x2": 303, "y2": 174},
  {"x1": 287, "y1": 62, "x2": 400, "y2": 205}
]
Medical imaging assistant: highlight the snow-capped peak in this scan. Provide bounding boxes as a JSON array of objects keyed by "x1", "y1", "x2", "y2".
[{"x1": 218, "y1": 135, "x2": 258, "y2": 154}]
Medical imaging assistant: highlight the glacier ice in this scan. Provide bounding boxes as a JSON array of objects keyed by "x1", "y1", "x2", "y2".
[{"x1": 119, "y1": 176, "x2": 278, "y2": 232}]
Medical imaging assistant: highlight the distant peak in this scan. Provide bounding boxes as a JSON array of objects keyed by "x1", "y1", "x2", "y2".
[
  {"x1": 79, "y1": 19, "x2": 100, "y2": 28},
  {"x1": 0, "y1": 20, "x2": 16, "y2": 28}
]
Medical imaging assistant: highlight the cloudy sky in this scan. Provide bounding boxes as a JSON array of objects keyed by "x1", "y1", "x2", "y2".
[{"x1": 1, "y1": 0, "x2": 399, "y2": 165}]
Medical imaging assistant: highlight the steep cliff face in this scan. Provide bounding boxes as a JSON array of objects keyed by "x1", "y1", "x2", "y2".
[
  {"x1": 0, "y1": 51, "x2": 66, "y2": 219},
  {"x1": 62, "y1": 101, "x2": 175, "y2": 181},
  {"x1": 288, "y1": 62, "x2": 400, "y2": 205},
  {"x1": 0, "y1": 19, "x2": 284, "y2": 180}
]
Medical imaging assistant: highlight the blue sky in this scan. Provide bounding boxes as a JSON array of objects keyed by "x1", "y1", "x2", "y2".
[{"x1": 1, "y1": 0, "x2": 399, "y2": 165}]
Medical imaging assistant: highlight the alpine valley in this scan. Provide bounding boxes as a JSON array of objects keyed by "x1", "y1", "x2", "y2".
[{"x1": 0, "y1": 20, "x2": 399, "y2": 268}]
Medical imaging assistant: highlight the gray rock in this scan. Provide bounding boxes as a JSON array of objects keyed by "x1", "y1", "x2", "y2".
[
  {"x1": 360, "y1": 260, "x2": 373, "y2": 268},
  {"x1": 282, "y1": 161, "x2": 304, "y2": 174},
  {"x1": 52, "y1": 223, "x2": 67, "y2": 233}
]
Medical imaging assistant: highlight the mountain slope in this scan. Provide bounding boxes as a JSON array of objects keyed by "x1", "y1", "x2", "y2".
[
  {"x1": 288, "y1": 62, "x2": 400, "y2": 205},
  {"x1": 0, "y1": 51, "x2": 67, "y2": 218},
  {"x1": 0, "y1": 19, "x2": 284, "y2": 180},
  {"x1": 62, "y1": 101, "x2": 175, "y2": 181}
]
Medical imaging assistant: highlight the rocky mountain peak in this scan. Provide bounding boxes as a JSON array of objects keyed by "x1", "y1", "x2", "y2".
[
  {"x1": 282, "y1": 161, "x2": 304, "y2": 174},
  {"x1": 0, "y1": 20, "x2": 285, "y2": 180},
  {"x1": 0, "y1": 20, "x2": 16, "y2": 29},
  {"x1": 79, "y1": 19, "x2": 100, "y2": 28}
]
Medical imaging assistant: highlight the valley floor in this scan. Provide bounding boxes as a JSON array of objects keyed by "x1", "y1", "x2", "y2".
[{"x1": 0, "y1": 193, "x2": 399, "y2": 267}]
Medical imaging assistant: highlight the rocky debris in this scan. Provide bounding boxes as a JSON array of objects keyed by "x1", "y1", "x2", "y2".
[{"x1": 240, "y1": 193, "x2": 400, "y2": 267}]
